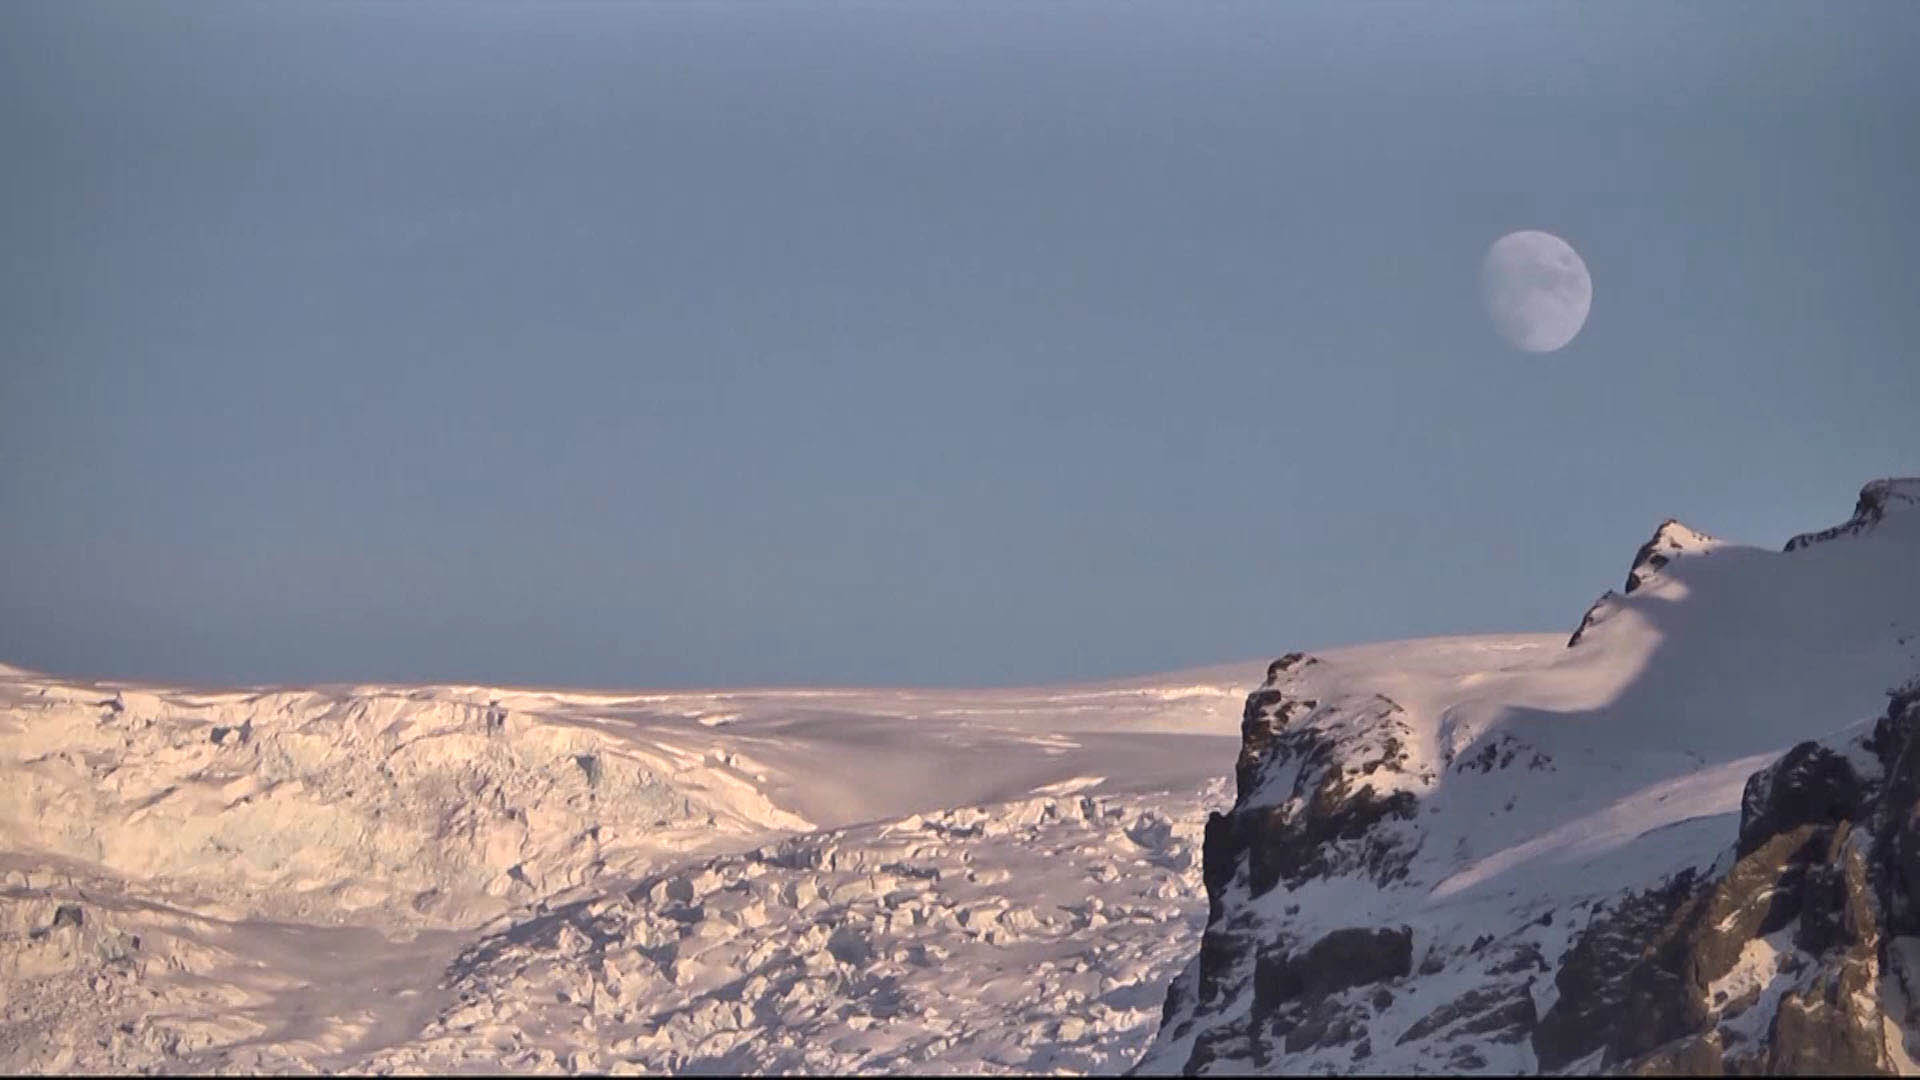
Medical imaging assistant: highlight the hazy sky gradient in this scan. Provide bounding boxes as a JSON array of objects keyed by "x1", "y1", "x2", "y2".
[{"x1": 3, "y1": 1, "x2": 1917, "y2": 687}]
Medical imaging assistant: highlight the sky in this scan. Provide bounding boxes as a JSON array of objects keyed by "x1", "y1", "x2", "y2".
[{"x1": 2, "y1": 1, "x2": 1917, "y2": 689}]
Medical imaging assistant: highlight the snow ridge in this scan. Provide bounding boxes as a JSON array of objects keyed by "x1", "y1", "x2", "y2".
[
  {"x1": 1786, "y1": 477, "x2": 1920, "y2": 552},
  {"x1": 1142, "y1": 477, "x2": 1920, "y2": 1075}
]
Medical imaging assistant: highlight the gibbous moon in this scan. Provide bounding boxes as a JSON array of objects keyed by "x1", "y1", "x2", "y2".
[{"x1": 1481, "y1": 230, "x2": 1592, "y2": 353}]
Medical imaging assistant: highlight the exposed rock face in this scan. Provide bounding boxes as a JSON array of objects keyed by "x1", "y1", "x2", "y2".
[
  {"x1": 1155, "y1": 673, "x2": 1920, "y2": 1075},
  {"x1": 1235, "y1": 689, "x2": 1424, "y2": 896},
  {"x1": 1566, "y1": 588, "x2": 1616, "y2": 648},
  {"x1": 1623, "y1": 519, "x2": 1722, "y2": 595},
  {"x1": 1531, "y1": 685, "x2": 1920, "y2": 1075},
  {"x1": 1153, "y1": 656, "x2": 1430, "y2": 1070},
  {"x1": 1254, "y1": 926, "x2": 1413, "y2": 1011},
  {"x1": 1528, "y1": 868, "x2": 1703, "y2": 1071},
  {"x1": 1737, "y1": 743, "x2": 1862, "y2": 857},
  {"x1": 1569, "y1": 518, "x2": 1721, "y2": 646},
  {"x1": 1141, "y1": 477, "x2": 1920, "y2": 1075},
  {"x1": 1787, "y1": 478, "x2": 1920, "y2": 552}
]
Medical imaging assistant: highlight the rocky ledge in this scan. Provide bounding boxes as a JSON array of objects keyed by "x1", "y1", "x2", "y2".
[{"x1": 1787, "y1": 479, "x2": 1920, "y2": 552}]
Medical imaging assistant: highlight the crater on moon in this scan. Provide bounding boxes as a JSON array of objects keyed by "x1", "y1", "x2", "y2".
[{"x1": 1482, "y1": 230, "x2": 1592, "y2": 353}]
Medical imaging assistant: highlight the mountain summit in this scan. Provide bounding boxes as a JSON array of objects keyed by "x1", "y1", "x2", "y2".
[{"x1": 1141, "y1": 478, "x2": 1920, "y2": 1074}]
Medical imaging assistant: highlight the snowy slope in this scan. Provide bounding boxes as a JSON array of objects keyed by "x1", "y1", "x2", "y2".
[
  {"x1": 1142, "y1": 478, "x2": 1920, "y2": 1074},
  {"x1": 0, "y1": 660, "x2": 1250, "y2": 1073}
]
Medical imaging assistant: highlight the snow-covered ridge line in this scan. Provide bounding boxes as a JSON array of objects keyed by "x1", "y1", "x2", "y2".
[
  {"x1": 1786, "y1": 477, "x2": 1920, "y2": 552},
  {"x1": 1143, "y1": 476, "x2": 1920, "y2": 1075}
]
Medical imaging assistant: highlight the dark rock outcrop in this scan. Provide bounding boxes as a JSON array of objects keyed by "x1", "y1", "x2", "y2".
[
  {"x1": 1624, "y1": 519, "x2": 1701, "y2": 595},
  {"x1": 1146, "y1": 480, "x2": 1920, "y2": 1075},
  {"x1": 1869, "y1": 679, "x2": 1920, "y2": 934},
  {"x1": 1160, "y1": 663, "x2": 1920, "y2": 1075},
  {"x1": 1785, "y1": 478, "x2": 1920, "y2": 552},
  {"x1": 1201, "y1": 680, "x2": 1424, "y2": 947},
  {"x1": 1569, "y1": 519, "x2": 1719, "y2": 647},
  {"x1": 1242, "y1": 927, "x2": 1413, "y2": 1064},
  {"x1": 1241, "y1": 785, "x2": 1418, "y2": 897},
  {"x1": 1398, "y1": 981, "x2": 1538, "y2": 1048},
  {"x1": 1172, "y1": 656, "x2": 1432, "y2": 1071},
  {"x1": 1532, "y1": 821, "x2": 1889, "y2": 1073},
  {"x1": 1156, "y1": 666, "x2": 1920, "y2": 1074},
  {"x1": 1252, "y1": 926, "x2": 1412, "y2": 1010},
  {"x1": 1529, "y1": 684, "x2": 1920, "y2": 1074},
  {"x1": 1566, "y1": 589, "x2": 1616, "y2": 647},
  {"x1": 1737, "y1": 742, "x2": 1863, "y2": 857},
  {"x1": 1531, "y1": 869, "x2": 1703, "y2": 1071}
]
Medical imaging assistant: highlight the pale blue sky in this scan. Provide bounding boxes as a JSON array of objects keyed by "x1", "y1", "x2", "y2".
[{"x1": 3, "y1": 1, "x2": 1916, "y2": 687}]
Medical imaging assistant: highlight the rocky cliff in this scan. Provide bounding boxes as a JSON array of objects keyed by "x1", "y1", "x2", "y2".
[{"x1": 1141, "y1": 479, "x2": 1920, "y2": 1074}]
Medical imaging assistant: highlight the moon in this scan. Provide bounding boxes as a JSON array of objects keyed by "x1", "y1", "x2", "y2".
[{"x1": 1481, "y1": 230, "x2": 1592, "y2": 353}]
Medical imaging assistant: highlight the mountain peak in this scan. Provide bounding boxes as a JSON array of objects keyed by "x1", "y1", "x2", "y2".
[
  {"x1": 1567, "y1": 517, "x2": 1724, "y2": 646},
  {"x1": 1785, "y1": 477, "x2": 1920, "y2": 552},
  {"x1": 1624, "y1": 518, "x2": 1722, "y2": 595},
  {"x1": 1146, "y1": 475, "x2": 1920, "y2": 1074}
]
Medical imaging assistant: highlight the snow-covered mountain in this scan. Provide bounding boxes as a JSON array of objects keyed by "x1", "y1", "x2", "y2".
[
  {"x1": 5, "y1": 477, "x2": 1916, "y2": 1075},
  {"x1": 1142, "y1": 478, "x2": 1920, "y2": 1074}
]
